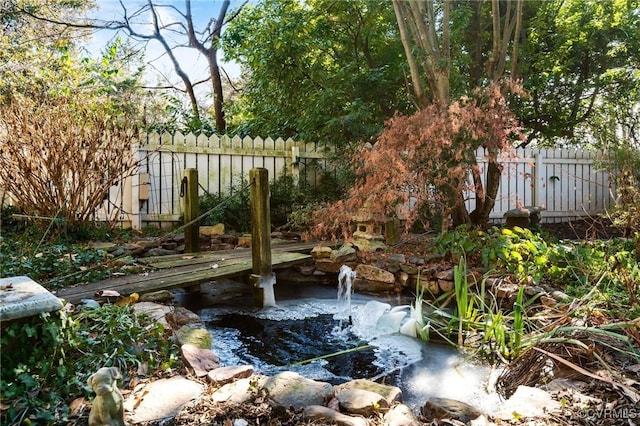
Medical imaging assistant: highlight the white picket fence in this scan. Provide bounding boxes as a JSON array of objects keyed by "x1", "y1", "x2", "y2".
[
  {"x1": 480, "y1": 148, "x2": 613, "y2": 223},
  {"x1": 96, "y1": 132, "x2": 330, "y2": 228},
  {"x1": 96, "y1": 133, "x2": 615, "y2": 228}
]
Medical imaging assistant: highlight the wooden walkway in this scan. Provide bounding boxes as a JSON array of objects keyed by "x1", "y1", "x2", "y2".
[{"x1": 55, "y1": 241, "x2": 324, "y2": 304}]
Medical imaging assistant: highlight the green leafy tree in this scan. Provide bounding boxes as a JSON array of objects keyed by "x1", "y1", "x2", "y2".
[
  {"x1": 514, "y1": 0, "x2": 640, "y2": 146},
  {"x1": 223, "y1": 0, "x2": 410, "y2": 146},
  {"x1": 0, "y1": 0, "x2": 149, "y2": 227}
]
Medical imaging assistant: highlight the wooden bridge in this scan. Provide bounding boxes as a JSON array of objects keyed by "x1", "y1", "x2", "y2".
[{"x1": 55, "y1": 241, "x2": 320, "y2": 305}]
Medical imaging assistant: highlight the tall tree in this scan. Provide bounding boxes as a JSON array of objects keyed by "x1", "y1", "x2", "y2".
[
  {"x1": 223, "y1": 0, "x2": 409, "y2": 145},
  {"x1": 391, "y1": 0, "x2": 524, "y2": 226},
  {"x1": 515, "y1": 0, "x2": 640, "y2": 146},
  {"x1": 17, "y1": 0, "x2": 245, "y2": 134}
]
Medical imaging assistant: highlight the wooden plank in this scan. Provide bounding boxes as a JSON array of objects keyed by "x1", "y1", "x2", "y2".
[
  {"x1": 55, "y1": 251, "x2": 311, "y2": 305},
  {"x1": 138, "y1": 241, "x2": 324, "y2": 269}
]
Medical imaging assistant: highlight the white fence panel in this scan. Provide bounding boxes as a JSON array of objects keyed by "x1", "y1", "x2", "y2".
[
  {"x1": 93, "y1": 134, "x2": 613, "y2": 228},
  {"x1": 466, "y1": 147, "x2": 614, "y2": 223}
]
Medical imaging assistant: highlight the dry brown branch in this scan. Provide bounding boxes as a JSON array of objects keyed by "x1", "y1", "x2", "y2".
[{"x1": 0, "y1": 93, "x2": 141, "y2": 226}]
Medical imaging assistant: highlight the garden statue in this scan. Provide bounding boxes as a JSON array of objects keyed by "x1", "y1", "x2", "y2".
[{"x1": 87, "y1": 366, "x2": 126, "y2": 426}]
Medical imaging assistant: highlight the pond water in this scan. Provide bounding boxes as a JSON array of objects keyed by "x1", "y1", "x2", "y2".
[{"x1": 181, "y1": 278, "x2": 504, "y2": 413}]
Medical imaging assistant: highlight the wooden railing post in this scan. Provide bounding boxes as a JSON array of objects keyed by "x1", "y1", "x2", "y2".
[
  {"x1": 183, "y1": 168, "x2": 200, "y2": 253},
  {"x1": 250, "y1": 168, "x2": 274, "y2": 307}
]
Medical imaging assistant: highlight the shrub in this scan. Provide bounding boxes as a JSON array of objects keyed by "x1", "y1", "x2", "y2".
[
  {"x1": 0, "y1": 93, "x2": 140, "y2": 228},
  {"x1": 0, "y1": 305, "x2": 179, "y2": 425},
  {"x1": 603, "y1": 144, "x2": 640, "y2": 257}
]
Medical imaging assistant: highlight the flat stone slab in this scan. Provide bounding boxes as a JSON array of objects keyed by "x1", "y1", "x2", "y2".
[
  {"x1": 0, "y1": 276, "x2": 63, "y2": 321},
  {"x1": 124, "y1": 376, "x2": 203, "y2": 424}
]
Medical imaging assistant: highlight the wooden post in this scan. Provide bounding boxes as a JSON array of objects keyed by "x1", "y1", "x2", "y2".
[
  {"x1": 183, "y1": 168, "x2": 200, "y2": 253},
  {"x1": 250, "y1": 168, "x2": 272, "y2": 306}
]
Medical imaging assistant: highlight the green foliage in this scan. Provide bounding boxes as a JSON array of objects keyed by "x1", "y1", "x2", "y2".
[
  {"x1": 199, "y1": 170, "x2": 345, "y2": 233},
  {"x1": 0, "y1": 305, "x2": 179, "y2": 425},
  {"x1": 601, "y1": 144, "x2": 640, "y2": 250},
  {"x1": 515, "y1": 0, "x2": 640, "y2": 145},
  {"x1": 223, "y1": 0, "x2": 409, "y2": 146},
  {"x1": 200, "y1": 177, "x2": 252, "y2": 233},
  {"x1": 0, "y1": 204, "x2": 25, "y2": 235},
  {"x1": 421, "y1": 257, "x2": 533, "y2": 361},
  {"x1": 432, "y1": 225, "x2": 639, "y2": 319},
  {"x1": 0, "y1": 239, "x2": 122, "y2": 289}
]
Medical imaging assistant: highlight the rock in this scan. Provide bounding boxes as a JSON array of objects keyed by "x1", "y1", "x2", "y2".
[
  {"x1": 89, "y1": 241, "x2": 118, "y2": 252},
  {"x1": 383, "y1": 404, "x2": 420, "y2": 426},
  {"x1": 336, "y1": 388, "x2": 389, "y2": 416},
  {"x1": 161, "y1": 242, "x2": 178, "y2": 250},
  {"x1": 220, "y1": 234, "x2": 239, "y2": 245},
  {"x1": 175, "y1": 325, "x2": 212, "y2": 349},
  {"x1": 315, "y1": 259, "x2": 347, "y2": 274},
  {"x1": 144, "y1": 248, "x2": 177, "y2": 257},
  {"x1": 407, "y1": 256, "x2": 424, "y2": 265},
  {"x1": 237, "y1": 235, "x2": 252, "y2": 247},
  {"x1": 387, "y1": 253, "x2": 406, "y2": 263},
  {"x1": 132, "y1": 302, "x2": 172, "y2": 329},
  {"x1": 113, "y1": 255, "x2": 136, "y2": 266},
  {"x1": 139, "y1": 290, "x2": 174, "y2": 303},
  {"x1": 399, "y1": 264, "x2": 418, "y2": 274},
  {"x1": 353, "y1": 278, "x2": 396, "y2": 293},
  {"x1": 295, "y1": 265, "x2": 315, "y2": 276},
  {"x1": 335, "y1": 379, "x2": 402, "y2": 404},
  {"x1": 211, "y1": 243, "x2": 236, "y2": 251},
  {"x1": 411, "y1": 276, "x2": 440, "y2": 296},
  {"x1": 436, "y1": 269, "x2": 454, "y2": 280},
  {"x1": 311, "y1": 246, "x2": 333, "y2": 259},
  {"x1": 303, "y1": 405, "x2": 369, "y2": 426},
  {"x1": 355, "y1": 264, "x2": 395, "y2": 284},
  {"x1": 124, "y1": 376, "x2": 203, "y2": 424},
  {"x1": 208, "y1": 365, "x2": 254, "y2": 386},
  {"x1": 330, "y1": 245, "x2": 357, "y2": 263},
  {"x1": 438, "y1": 280, "x2": 454, "y2": 293},
  {"x1": 199, "y1": 224, "x2": 225, "y2": 236},
  {"x1": 551, "y1": 290, "x2": 571, "y2": 302},
  {"x1": 212, "y1": 376, "x2": 267, "y2": 405},
  {"x1": 385, "y1": 262, "x2": 401, "y2": 273},
  {"x1": 135, "y1": 239, "x2": 159, "y2": 249},
  {"x1": 397, "y1": 271, "x2": 410, "y2": 288},
  {"x1": 122, "y1": 242, "x2": 142, "y2": 251},
  {"x1": 166, "y1": 307, "x2": 200, "y2": 326},
  {"x1": 421, "y1": 397, "x2": 483, "y2": 423},
  {"x1": 262, "y1": 371, "x2": 333, "y2": 410},
  {"x1": 493, "y1": 385, "x2": 561, "y2": 420},
  {"x1": 110, "y1": 247, "x2": 126, "y2": 257},
  {"x1": 181, "y1": 344, "x2": 220, "y2": 377},
  {"x1": 524, "y1": 285, "x2": 545, "y2": 296}
]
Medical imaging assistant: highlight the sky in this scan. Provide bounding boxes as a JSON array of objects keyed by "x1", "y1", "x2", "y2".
[{"x1": 87, "y1": 0, "x2": 242, "y2": 90}]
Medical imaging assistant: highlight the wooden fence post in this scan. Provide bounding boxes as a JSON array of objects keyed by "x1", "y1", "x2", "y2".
[
  {"x1": 183, "y1": 168, "x2": 200, "y2": 253},
  {"x1": 250, "y1": 168, "x2": 273, "y2": 307}
]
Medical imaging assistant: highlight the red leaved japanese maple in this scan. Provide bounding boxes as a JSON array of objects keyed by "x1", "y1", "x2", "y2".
[{"x1": 314, "y1": 82, "x2": 526, "y2": 239}]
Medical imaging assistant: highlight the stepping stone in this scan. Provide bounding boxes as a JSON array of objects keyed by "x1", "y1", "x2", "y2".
[{"x1": 124, "y1": 376, "x2": 203, "y2": 424}]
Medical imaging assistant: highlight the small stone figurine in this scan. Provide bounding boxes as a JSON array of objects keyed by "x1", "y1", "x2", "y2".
[{"x1": 87, "y1": 366, "x2": 126, "y2": 426}]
